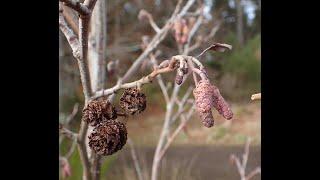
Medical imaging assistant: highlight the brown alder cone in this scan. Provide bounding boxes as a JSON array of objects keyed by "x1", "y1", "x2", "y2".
[
  {"x1": 82, "y1": 99, "x2": 117, "y2": 126},
  {"x1": 119, "y1": 88, "x2": 147, "y2": 115},
  {"x1": 88, "y1": 120, "x2": 127, "y2": 156},
  {"x1": 193, "y1": 80, "x2": 215, "y2": 127}
]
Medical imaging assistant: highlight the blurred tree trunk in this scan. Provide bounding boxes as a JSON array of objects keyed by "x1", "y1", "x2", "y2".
[
  {"x1": 87, "y1": 0, "x2": 107, "y2": 179},
  {"x1": 236, "y1": 0, "x2": 244, "y2": 46}
]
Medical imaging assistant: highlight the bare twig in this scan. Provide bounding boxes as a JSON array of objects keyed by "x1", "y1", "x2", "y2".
[
  {"x1": 138, "y1": 9, "x2": 161, "y2": 33},
  {"x1": 60, "y1": 0, "x2": 91, "y2": 15},
  {"x1": 149, "y1": 54, "x2": 170, "y2": 103},
  {"x1": 230, "y1": 137, "x2": 261, "y2": 180},
  {"x1": 246, "y1": 167, "x2": 261, "y2": 180},
  {"x1": 65, "y1": 138, "x2": 78, "y2": 159},
  {"x1": 158, "y1": 105, "x2": 195, "y2": 160},
  {"x1": 59, "y1": 123, "x2": 77, "y2": 140},
  {"x1": 66, "y1": 103, "x2": 79, "y2": 124},
  {"x1": 59, "y1": 9, "x2": 80, "y2": 59},
  {"x1": 62, "y1": 6, "x2": 79, "y2": 36},
  {"x1": 251, "y1": 93, "x2": 261, "y2": 100},
  {"x1": 128, "y1": 139, "x2": 144, "y2": 180}
]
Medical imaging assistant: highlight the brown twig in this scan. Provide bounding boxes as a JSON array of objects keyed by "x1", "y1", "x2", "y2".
[{"x1": 251, "y1": 93, "x2": 261, "y2": 100}]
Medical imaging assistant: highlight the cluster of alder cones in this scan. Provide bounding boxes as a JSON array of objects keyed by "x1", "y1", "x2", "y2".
[{"x1": 82, "y1": 88, "x2": 147, "y2": 156}]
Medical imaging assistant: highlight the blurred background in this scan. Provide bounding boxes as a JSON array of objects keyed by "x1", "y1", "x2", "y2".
[{"x1": 59, "y1": 0, "x2": 261, "y2": 179}]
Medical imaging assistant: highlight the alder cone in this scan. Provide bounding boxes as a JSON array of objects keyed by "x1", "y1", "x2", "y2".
[
  {"x1": 193, "y1": 80, "x2": 215, "y2": 127},
  {"x1": 88, "y1": 120, "x2": 127, "y2": 156},
  {"x1": 119, "y1": 88, "x2": 147, "y2": 115},
  {"x1": 82, "y1": 100, "x2": 117, "y2": 126}
]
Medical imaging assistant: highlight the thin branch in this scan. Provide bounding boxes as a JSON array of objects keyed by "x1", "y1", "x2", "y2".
[
  {"x1": 92, "y1": 56, "x2": 181, "y2": 99},
  {"x1": 138, "y1": 9, "x2": 160, "y2": 33},
  {"x1": 183, "y1": 14, "x2": 203, "y2": 55},
  {"x1": 59, "y1": 10, "x2": 81, "y2": 59},
  {"x1": 65, "y1": 103, "x2": 79, "y2": 124},
  {"x1": 65, "y1": 138, "x2": 78, "y2": 159},
  {"x1": 242, "y1": 137, "x2": 251, "y2": 171},
  {"x1": 128, "y1": 139, "x2": 144, "y2": 180},
  {"x1": 78, "y1": 17, "x2": 93, "y2": 101},
  {"x1": 230, "y1": 154, "x2": 244, "y2": 178},
  {"x1": 59, "y1": 123, "x2": 78, "y2": 140},
  {"x1": 170, "y1": 87, "x2": 193, "y2": 125},
  {"x1": 246, "y1": 167, "x2": 261, "y2": 180},
  {"x1": 188, "y1": 21, "x2": 221, "y2": 53},
  {"x1": 62, "y1": 6, "x2": 79, "y2": 36},
  {"x1": 60, "y1": 0, "x2": 91, "y2": 15},
  {"x1": 158, "y1": 105, "x2": 195, "y2": 160},
  {"x1": 230, "y1": 137, "x2": 260, "y2": 180},
  {"x1": 149, "y1": 54, "x2": 170, "y2": 103}
]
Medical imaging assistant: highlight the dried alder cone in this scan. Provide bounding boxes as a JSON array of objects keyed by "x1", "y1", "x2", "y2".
[
  {"x1": 120, "y1": 88, "x2": 147, "y2": 115},
  {"x1": 82, "y1": 99, "x2": 117, "y2": 126},
  {"x1": 88, "y1": 120, "x2": 127, "y2": 156},
  {"x1": 193, "y1": 80, "x2": 233, "y2": 128}
]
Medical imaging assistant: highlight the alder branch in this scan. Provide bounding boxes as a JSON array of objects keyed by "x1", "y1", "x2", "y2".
[
  {"x1": 65, "y1": 103, "x2": 79, "y2": 123},
  {"x1": 158, "y1": 105, "x2": 195, "y2": 160},
  {"x1": 59, "y1": 8, "x2": 80, "y2": 59},
  {"x1": 138, "y1": 9, "x2": 160, "y2": 33},
  {"x1": 230, "y1": 137, "x2": 261, "y2": 180},
  {"x1": 246, "y1": 167, "x2": 261, "y2": 180},
  {"x1": 59, "y1": 123, "x2": 78, "y2": 140},
  {"x1": 149, "y1": 53, "x2": 170, "y2": 103},
  {"x1": 60, "y1": 0, "x2": 91, "y2": 15},
  {"x1": 251, "y1": 93, "x2": 261, "y2": 100},
  {"x1": 62, "y1": 6, "x2": 79, "y2": 36},
  {"x1": 128, "y1": 139, "x2": 144, "y2": 180},
  {"x1": 92, "y1": 57, "x2": 179, "y2": 99},
  {"x1": 121, "y1": 0, "x2": 196, "y2": 83},
  {"x1": 65, "y1": 138, "x2": 78, "y2": 159},
  {"x1": 188, "y1": 21, "x2": 221, "y2": 53}
]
